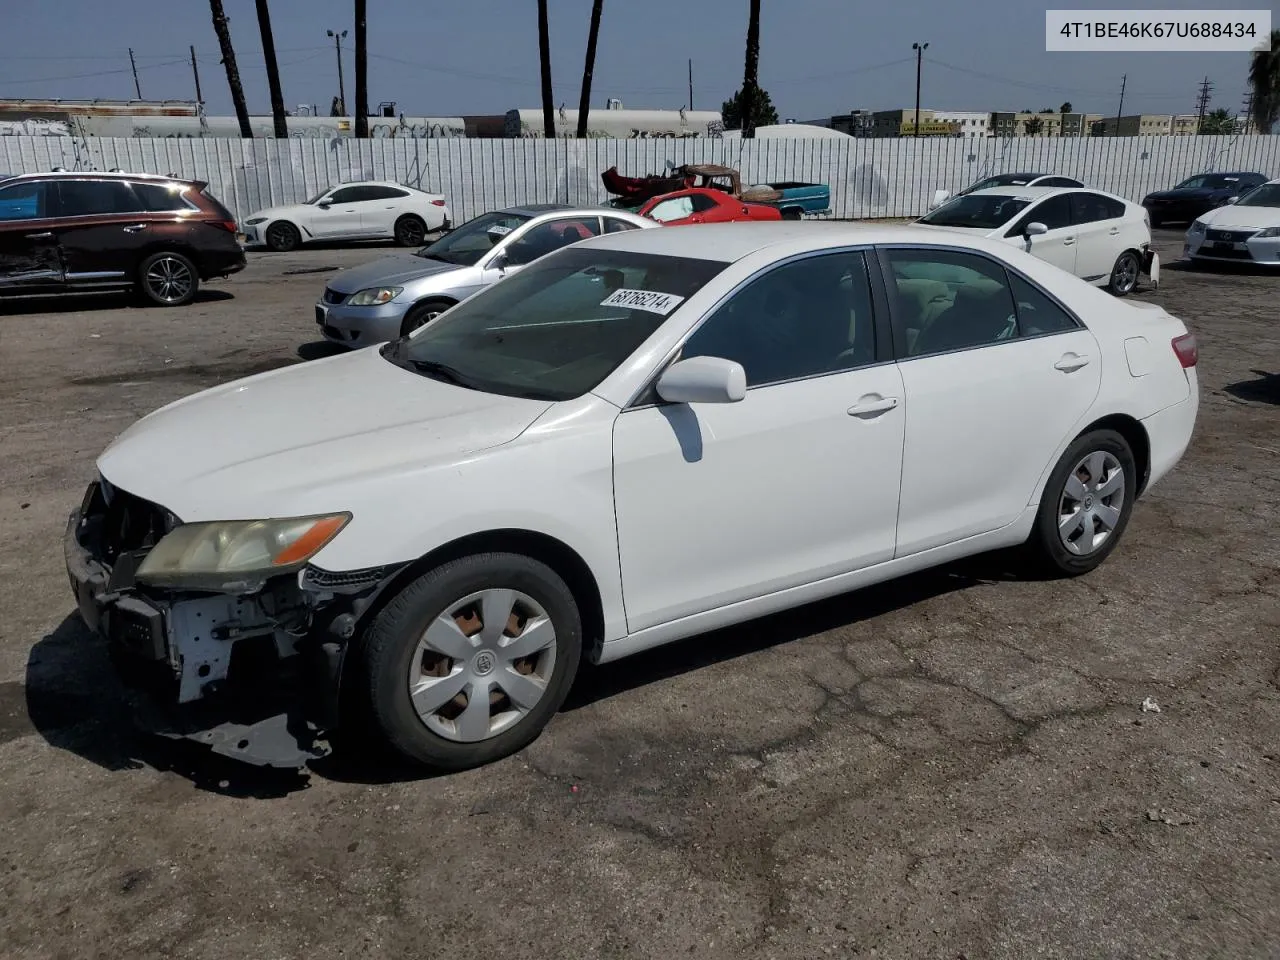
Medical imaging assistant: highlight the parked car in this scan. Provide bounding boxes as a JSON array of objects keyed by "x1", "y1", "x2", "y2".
[
  {"x1": 1184, "y1": 178, "x2": 1280, "y2": 266},
  {"x1": 316, "y1": 204, "x2": 656, "y2": 347},
  {"x1": 932, "y1": 172, "x2": 1084, "y2": 209},
  {"x1": 916, "y1": 186, "x2": 1156, "y2": 295},
  {"x1": 66, "y1": 221, "x2": 1199, "y2": 771},
  {"x1": 1141, "y1": 171, "x2": 1268, "y2": 226},
  {"x1": 637, "y1": 187, "x2": 784, "y2": 225},
  {"x1": 241, "y1": 180, "x2": 451, "y2": 252},
  {"x1": 604, "y1": 163, "x2": 830, "y2": 219},
  {"x1": 0, "y1": 170, "x2": 245, "y2": 306}
]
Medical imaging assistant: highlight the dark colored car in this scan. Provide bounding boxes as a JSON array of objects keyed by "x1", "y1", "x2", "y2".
[
  {"x1": 0, "y1": 171, "x2": 246, "y2": 306},
  {"x1": 1141, "y1": 171, "x2": 1269, "y2": 226}
]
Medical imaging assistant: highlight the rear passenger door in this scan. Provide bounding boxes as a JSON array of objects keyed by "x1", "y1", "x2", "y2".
[
  {"x1": 1003, "y1": 193, "x2": 1077, "y2": 275},
  {"x1": 0, "y1": 180, "x2": 62, "y2": 290},
  {"x1": 879, "y1": 245, "x2": 1101, "y2": 557},
  {"x1": 52, "y1": 178, "x2": 153, "y2": 285},
  {"x1": 1068, "y1": 192, "x2": 1127, "y2": 283},
  {"x1": 358, "y1": 185, "x2": 411, "y2": 237}
]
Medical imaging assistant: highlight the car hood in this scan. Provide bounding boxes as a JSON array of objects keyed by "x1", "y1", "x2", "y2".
[
  {"x1": 1145, "y1": 187, "x2": 1225, "y2": 201},
  {"x1": 328, "y1": 254, "x2": 464, "y2": 293},
  {"x1": 96, "y1": 348, "x2": 553, "y2": 521},
  {"x1": 1198, "y1": 204, "x2": 1280, "y2": 230}
]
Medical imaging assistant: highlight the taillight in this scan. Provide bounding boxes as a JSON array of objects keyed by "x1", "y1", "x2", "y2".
[
  {"x1": 430, "y1": 199, "x2": 446, "y2": 207},
  {"x1": 1172, "y1": 333, "x2": 1198, "y2": 368}
]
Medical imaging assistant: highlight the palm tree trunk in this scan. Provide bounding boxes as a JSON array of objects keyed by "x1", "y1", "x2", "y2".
[
  {"x1": 210, "y1": 0, "x2": 252, "y2": 138},
  {"x1": 576, "y1": 0, "x2": 604, "y2": 138},
  {"x1": 741, "y1": 0, "x2": 761, "y2": 138},
  {"x1": 354, "y1": 0, "x2": 369, "y2": 138},
  {"x1": 254, "y1": 0, "x2": 288, "y2": 138},
  {"x1": 537, "y1": 0, "x2": 556, "y2": 138}
]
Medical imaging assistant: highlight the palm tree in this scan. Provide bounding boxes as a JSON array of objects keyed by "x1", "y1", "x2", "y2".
[
  {"x1": 741, "y1": 0, "x2": 762, "y2": 138},
  {"x1": 209, "y1": 0, "x2": 252, "y2": 138},
  {"x1": 254, "y1": 0, "x2": 288, "y2": 137},
  {"x1": 537, "y1": 0, "x2": 555, "y2": 138},
  {"x1": 1249, "y1": 30, "x2": 1280, "y2": 133},
  {"x1": 354, "y1": 0, "x2": 368, "y2": 137},
  {"x1": 576, "y1": 0, "x2": 604, "y2": 138}
]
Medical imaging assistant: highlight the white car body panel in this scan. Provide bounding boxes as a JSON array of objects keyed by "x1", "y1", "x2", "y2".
[
  {"x1": 92, "y1": 222, "x2": 1198, "y2": 665},
  {"x1": 1184, "y1": 180, "x2": 1280, "y2": 266},
  {"x1": 241, "y1": 180, "x2": 450, "y2": 246}
]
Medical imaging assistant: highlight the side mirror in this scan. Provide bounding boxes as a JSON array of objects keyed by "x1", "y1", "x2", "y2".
[
  {"x1": 318, "y1": 202, "x2": 331, "y2": 209},
  {"x1": 655, "y1": 356, "x2": 746, "y2": 405},
  {"x1": 1024, "y1": 222, "x2": 1049, "y2": 237},
  {"x1": 488, "y1": 250, "x2": 508, "y2": 273},
  {"x1": 931, "y1": 189, "x2": 951, "y2": 209}
]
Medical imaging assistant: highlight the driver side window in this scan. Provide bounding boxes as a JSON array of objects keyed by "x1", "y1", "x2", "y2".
[
  {"x1": 327, "y1": 187, "x2": 364, "y2": 204},
  {"x1": 681, "y1": 251, "x2": 877, "y2": 388},
  {"x1": 648, "y1": 196, "x2": 695, "y2": 222}
]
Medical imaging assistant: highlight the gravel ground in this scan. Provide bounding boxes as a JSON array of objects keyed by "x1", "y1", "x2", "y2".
[{"x1": 0, "y1": 230, "x2": 1277, "y2": 959}]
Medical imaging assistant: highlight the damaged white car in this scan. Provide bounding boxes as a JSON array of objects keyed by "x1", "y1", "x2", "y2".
[{"x1": 66, "y1": 222, "x2": 1199, "y2": 770}]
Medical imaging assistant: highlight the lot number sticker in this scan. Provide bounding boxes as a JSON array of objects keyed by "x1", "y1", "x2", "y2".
[{"x1": 600, "y1": 288, "x2": 686, "y2": 315}]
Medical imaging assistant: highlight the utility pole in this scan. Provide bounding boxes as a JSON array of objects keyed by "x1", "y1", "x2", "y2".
[
  {"x1": 1242, "y1": 91, "x2": 1256, "y2": 133},
  {"x1": 1194, "y1": 76, "x2": 1213, "y2": 133},
  {"x1": 128, "y1": 48, "x2": 142, "y2": 99},
  {"x1": 327, "y1": 28, "x2": 348, "y2": 115},
  {"x1": 209, "y1": 0, "x2": 253, "y2": 138},
  {"x1": 536, "y1": 0, "x2": 555, "y2": 138},
  {"x1": 256, "y1": 0, "x2": 288, "y2": 138},
  {"x1": 354, "y1": 0, "x2": 368, "y2": 137},
  {"x1": 576, "y1": 0, "x2": 604, "y2": 138},
  {"x1": 189, "y1": 46, "x2": 204, "y2": 104},
  {"x1": 688, "y1": 59, "x2": 694, "y2": 111},
  {"x1": 1114, "y1": 73, "x2": 1126, "y2": 135},
  {"x1": 912, "y1": 42, "x2": 928, "y2": 137}
]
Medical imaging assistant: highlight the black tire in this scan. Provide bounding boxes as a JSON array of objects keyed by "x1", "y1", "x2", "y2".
[
  {"x1": 1029, "y1": 429, "x2": 1137, "y2": 577},
  {"x1": 780, "y1": 207, "x2": 803, "y2": 221},
  {"x1": 399, "y1": 298, "x2": 454, "y2": 336},
  {"x1": 361, "y1": 552, "x2": 583, "y2": 770},
  {"x1": 265, "y1": 220, "x2": 300, "y2": 252},
  {"x1": 138, "y1": 251, "x2": 199, "y2": 307},
  {"x1": 394, "y1": 214, "x2": 427, "y2": 247},
  {"x1": 1108, "y1": 250, "x2": 1141, "y2": 296}
]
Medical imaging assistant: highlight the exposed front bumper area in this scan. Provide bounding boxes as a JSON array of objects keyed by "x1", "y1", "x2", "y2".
[
  {"x1": 314, "y1": 295, "x2": 410, "y2": 349},
  {"x1": 63, "y1": 479, "x2": 391, "y2": 768},
  {"x1": 1184, "y1": 231, "x2": 1280, "y2": 266}
]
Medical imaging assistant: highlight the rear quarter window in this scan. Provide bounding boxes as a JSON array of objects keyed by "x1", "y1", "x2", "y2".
[
  {"x1": 132, "y1": 181, "x2": 196, "y2": 212},
  {"x1": 200, "y1": 187, "x2": 235, "y2": 221}
]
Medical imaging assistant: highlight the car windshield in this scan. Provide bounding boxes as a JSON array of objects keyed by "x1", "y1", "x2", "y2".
[
  {"x1": 1174, "y1": 174, "x2": 1241, "y2": 190},
  {"x1": 1231, "y1": 183, "x2": 1280, "y2": 207},
  {"x1": 918, "y1": 193, "x2": 1031, "y2": 229},
  {"x1": 382, "y1": 247, "x2": 729, "y2": 401},
  {"x1": 305, "y1": 190, "x2": 330, "y2": 204},
  {"x1": 414, "y1": 210, "x2": 532, "y2": 266}
]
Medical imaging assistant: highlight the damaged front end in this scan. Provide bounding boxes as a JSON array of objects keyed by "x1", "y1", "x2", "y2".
[{"x1": 64, "y1": 477, "x2": 397, "y2": 768}]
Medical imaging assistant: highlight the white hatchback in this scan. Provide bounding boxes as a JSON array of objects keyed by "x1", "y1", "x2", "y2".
[
  {"x1": 240, "y1": 180, "x2": 451, "y2": 252},
  {"x1": 917, "y1": 186, "x2": 1157, "y2": 295}
]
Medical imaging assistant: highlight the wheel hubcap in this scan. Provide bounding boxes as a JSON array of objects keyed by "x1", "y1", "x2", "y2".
[
  {"x1": 401, "y1": 221, "x2": 424, "y2": 243},
  {"x1": 145, "y1": 257, "x2": 193, "y2": 303},
  {"x1": 408, "y1": 588, "x2": 557, "y2": 742},
  {"x1": 1116, "y1": 258, "x2": 1137, "y2": 291},
  {"x1": 1058, "y1": 450, "x2": 1125, "y2": 556},
  {"x1": 410, "y1": 310, "x2": 441, "y2": 331}
]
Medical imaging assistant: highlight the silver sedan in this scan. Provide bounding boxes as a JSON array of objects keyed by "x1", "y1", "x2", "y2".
[{"x1": 314, "y1": 203, "x2": 657, "y2": 348}]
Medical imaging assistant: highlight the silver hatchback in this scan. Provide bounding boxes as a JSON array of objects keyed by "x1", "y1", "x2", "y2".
[{"x1": 315, "y1": 203, "x2": 657, "y2": 348}]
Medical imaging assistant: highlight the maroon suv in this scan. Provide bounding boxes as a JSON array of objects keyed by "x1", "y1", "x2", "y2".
[{"x1": 0, "y1": 171, "x2": 246, "y2": 307}]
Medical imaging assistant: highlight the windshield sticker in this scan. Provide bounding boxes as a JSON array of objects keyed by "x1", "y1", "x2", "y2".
[
  {"x1": 487, "y1": 223, "x2": 513, "y2": 235},
  {"x1": 600, "y1": 288, "x2": 686, "y2": 315}
]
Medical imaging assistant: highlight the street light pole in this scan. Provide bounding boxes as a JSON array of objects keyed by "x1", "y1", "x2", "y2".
[
  {"x1": 327, "y1": 29, "x2": 348, "y2": 115},
  {"x1": 912, "y1": 42, "x2": 928, "y2": 137}
]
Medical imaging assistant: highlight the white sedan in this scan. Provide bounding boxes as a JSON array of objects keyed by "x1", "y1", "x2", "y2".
[
  {"x1": 1184, "y1": 178, "x2": 1280, "y2": 266},
  {"x1": 240, "y1": 180, "x2": 451, "y2": 251},
  {"x1": 917, "y1": 186, "x2": 1157, "y2": 296},
  {"x1": 66, "y1": 222, "x2": 1199, "y2": 771}
]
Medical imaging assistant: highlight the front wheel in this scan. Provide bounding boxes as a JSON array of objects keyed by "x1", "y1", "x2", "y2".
[
  {"x1": 265, "y1": 220, "x2": 300, "y2": 252},
  {"x1": 138, "y1": 251, "x2": 199, "y2": 307},
  {"x1": 399, "y1": 298, "x2": 454, "y2": 337},
  {"x1": 361, "y1": 552, "x2": 583, "y2": 770},
  {"x1": 1108, "y1": 250, "x2": 1141, "y2": 296},
  {"x1": 1029, "y1": 429, "x2": 1137, "y2": 576}
]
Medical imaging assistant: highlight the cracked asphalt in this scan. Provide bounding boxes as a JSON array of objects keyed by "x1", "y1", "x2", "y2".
[{"x1": 0, "y1": 230, "x2": 1277, "y2": 959}]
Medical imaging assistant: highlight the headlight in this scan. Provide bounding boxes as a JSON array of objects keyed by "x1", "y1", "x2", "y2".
[
  {"x1": 135, "y1": 513, "x2": 351, "y2": 590},
  {"x1": 1188, "y1": 221, "x2": 1206, "y2": 235},
  {"x1": 245, "y1": 217, "x2": 267, "y2": 225},
  {"x1": 1254, "y1": 227, "x2": 1280, "y2": 238},
  {"x1": 348, "y1": 286, "x2": 404, "y2": 305}
]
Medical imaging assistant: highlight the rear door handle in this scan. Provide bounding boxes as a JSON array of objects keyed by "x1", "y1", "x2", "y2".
[
  {"x1": 122, "y1": 224, "x2": 148, "y2": 233},
  {"x1": 1054, "y1": 353, "x2": 1090, "y2": 372},
  {"x1": 848, "y1": 395, "x2": 899, "y2": 418},
  {"x1": 25, "y1": 231, "x2": 53, "y2": 239}
]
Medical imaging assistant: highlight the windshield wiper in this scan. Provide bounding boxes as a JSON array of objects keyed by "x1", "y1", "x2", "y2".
[{"x1": 408, "y1": 359, "x2": 481, "y2": 390}]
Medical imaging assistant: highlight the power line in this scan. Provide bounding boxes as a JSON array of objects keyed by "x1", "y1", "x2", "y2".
[{"x1": 1, "y1": 58, "x2": 189, "y2": 85}]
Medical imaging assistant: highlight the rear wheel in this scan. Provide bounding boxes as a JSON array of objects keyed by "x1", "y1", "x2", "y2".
[
  {"x1": 399, "y1": 298, "x2": 453, "y2": 336},
  {"x1": 265, "y1": 220, "x2": 300, "y2": 252},
  {"x1": 138, "y1": 251, "x2": 198, "y2": 307},
  {"x1": 1108, "y1": 250, "x2": 1141, "y2": 296},
  {"x1": 780, "y1": 207, "x2": 803, "y2": 221},
  {"x1": 1029, "y1": 429, "x2": 1137, "y2": 576},
  {"x1": 394, "y1": 214, "x2": 427, "y2": 247},
  {"x1": 361, "y1": 552, "x2": 583, "y2": 770}
]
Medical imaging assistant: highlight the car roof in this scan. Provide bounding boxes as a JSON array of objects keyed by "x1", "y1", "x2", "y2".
[
  {"x1": 579, "y1": 220, "x2": 1044, "y2": 263},
  {"x1": 502, "y1": 202, "x2": 575, "y2": 217},
  {"x1": 0, "y1": 169, "x2": 199, "y2": 185},
  {"x1": 965, "y1": 185, "x2": 1117, "y2": 200}
]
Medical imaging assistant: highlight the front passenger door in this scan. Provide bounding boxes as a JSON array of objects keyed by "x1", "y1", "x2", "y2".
[
  {"x1": 311, "y1": 186, "x2": 367, "y2": 238},
  {"x1": 0, "y1": 180, "x2": 62, "y2": 291},
  {"x1": 1004, "y1": 193, "x2": 1077, "y2": 275}
]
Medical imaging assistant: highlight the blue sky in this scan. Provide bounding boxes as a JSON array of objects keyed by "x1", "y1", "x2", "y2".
[{"x1": 3, "y1": 0, "x2": 1267, "y2": 120}]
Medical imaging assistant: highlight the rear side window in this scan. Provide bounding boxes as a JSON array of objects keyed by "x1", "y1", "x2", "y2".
[
  {"x1": 363, "y1": 185, "x2": 409, "y2": 200},
  {"x1": 1070, "y1": 192, "x2": 1125, "y2": 224},
  {"x1": 603, "y1": 217, "x2": 639, "y2": 233},
  {"x1": 55, "y1": 179, "x2": 141, "y2": 217},
  {"x1": 0, "y1": 181, "x2": 50, "y2": 220},
  {"x1": 1008, "y1": 273, "x2": 1079, "y2": 336},
  {"x1": 885, "y1": 248, "x2": 1018, "y2": 358},
  {"x1": 688, "y1": 193, "x2": 720, "y2": 213},
  {"x1": 132, "y1": 181, "x2": 194, "y2": 212}
]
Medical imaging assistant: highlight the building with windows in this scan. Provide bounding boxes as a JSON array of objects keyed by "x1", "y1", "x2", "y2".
[
  {"x1": 872, "y1": 109, "x2": 960, "y2": 137},
  {"x1": 1091, "y1": 114, "x2": 1173, "y2": 136},
  {"x1": 931, "y1": 111, "x2": 989, "y2": 137}
]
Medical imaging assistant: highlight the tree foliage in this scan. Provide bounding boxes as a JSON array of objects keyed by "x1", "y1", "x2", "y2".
[
  {"x1": 722, "y1": 86, "x2": 779, "y2": 130},
  {"x1": 1198, "y1": 108, "x2": 1235, "y2": 135},
  {"x1": 1022, "y1": 115, "x2": 1045, "y2": 135},
  {"x1": 1249, "y1": 30, "x2": 1280, "y2": 133}
]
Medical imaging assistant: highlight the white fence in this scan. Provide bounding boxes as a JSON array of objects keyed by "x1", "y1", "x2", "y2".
[{"x1": 3, "y1": 134, "x2": 1280, "y2": 224}]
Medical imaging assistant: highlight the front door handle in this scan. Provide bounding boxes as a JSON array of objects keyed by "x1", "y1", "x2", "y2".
[
  {"x1": 1054, "y1": 353, "x2": 1090, "y2": 372},
  {"x1": 848, "y1": 395, "x2": 899, "y2": 418},
  {"x1": 1108, "y1": 227, "x2": 1120, "y2": 235},
  {"x1": 1062, "y1": 237, "x2": 1075, "y2": 246},
  {"x1": 25, "y1": 231, "x2": 53, "y2": 239},
  {"x1": 122, "y1": 224, "x2": 148, "y2": 233}
]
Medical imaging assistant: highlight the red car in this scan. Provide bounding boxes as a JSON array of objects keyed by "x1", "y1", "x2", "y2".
[{"x1": 637, "y1": 187, "x2": 783, "y2": 226}]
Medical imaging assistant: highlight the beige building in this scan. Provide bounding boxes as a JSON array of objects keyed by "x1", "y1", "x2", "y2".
[
  {"x1": 1091, "y1": 114, "x2": 1174, "y2": 136},
  {"x1": 872, "y1": 109, "x2": 960, "y2": 137},
  {"x1": 1170, "y1": 115, "x2": 1199, "y2": 135}
]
